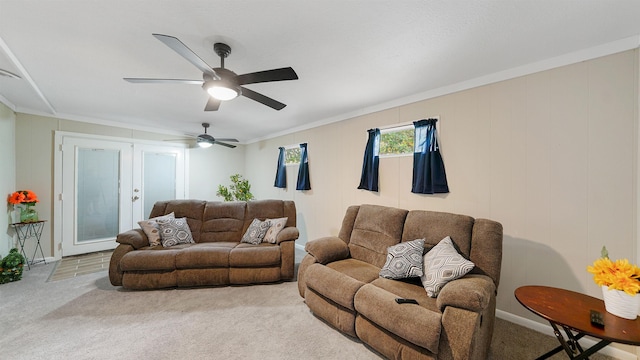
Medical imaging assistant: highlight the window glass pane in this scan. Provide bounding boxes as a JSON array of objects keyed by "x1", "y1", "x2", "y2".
[
  {"x1": 285, "y1": 147, "x2": 301, "y2": 165},
  {"x1": 380, "y1": 127, "x2": 414, "y2": 156},
  {"x1": 77, "y1": 149, "x2": 120, "y2": 242},
  {"x1": 143, "y1": 152, "x2": 177, "y2": 218}
]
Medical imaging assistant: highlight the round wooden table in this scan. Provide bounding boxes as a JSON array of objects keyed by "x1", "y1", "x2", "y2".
[{"x1": 515, "y1": 285, "x2": 640, "y2": 359}]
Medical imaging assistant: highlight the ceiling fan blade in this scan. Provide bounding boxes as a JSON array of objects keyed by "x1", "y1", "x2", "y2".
[
  {"x1": 152, "y1": 34, "x2": 217, "y2": 78},
  {"x1": 240, "y1": 87, "x2": 286, "y2": 110},
  {"x1": 235, "y1": 67, "x2": 298, "y2": 85},
  {"x1": 204, "y1": 97, "x2": 221, "y2": 111},
  {"x1": 214, "y1": 141, "x2": 237, "y2": 148},
  {"x1": 215, "y1": 138, "x2": 239, "y2": 142},
  {"x1": 124, "y1": 78, "x2": 203, "y2": 84}
]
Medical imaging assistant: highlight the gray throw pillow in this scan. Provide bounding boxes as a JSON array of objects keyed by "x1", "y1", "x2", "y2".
[
  {"x1": 379, "y1": 238, "x2": 425, "y2": 279},
  {"x1": 156, "y1": 217, "x2": 195, "y2": 247},
  {"x1": 421, "y1": 236, "x2": 475, "y2": 297},
  {"x1": 241, "y1": 218, "x2": 271, "y2": 245}
]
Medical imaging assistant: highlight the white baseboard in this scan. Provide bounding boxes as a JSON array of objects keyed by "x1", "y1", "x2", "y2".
[{"x1": 496, "y1": 309, "x2": 638, "y2": 360}]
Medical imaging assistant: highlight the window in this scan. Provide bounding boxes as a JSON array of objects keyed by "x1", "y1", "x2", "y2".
[
  {"x1": 379, "y1": 124, "x2": 414, "y2": 156},
  {"x1": 284, "y1": 146, "x2": 301, "y2": 165}
]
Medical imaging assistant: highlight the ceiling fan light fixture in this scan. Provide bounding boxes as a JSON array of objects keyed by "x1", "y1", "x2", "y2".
[
  {"x1": 196, "y1": 133, "x2": 215, "y2": 148},
  {"x1": 205, "y1": 80, "x2": 241, "y2": 101},
  {"x1": 196, "y1": 137, "x2": 213, "y2": 148}
]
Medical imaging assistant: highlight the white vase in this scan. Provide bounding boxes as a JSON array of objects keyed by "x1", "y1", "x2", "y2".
[{"x1": 601, "y1": 285, "x2": 640, "y2": 320}]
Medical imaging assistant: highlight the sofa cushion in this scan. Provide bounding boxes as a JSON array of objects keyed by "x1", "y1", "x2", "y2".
[
  {"x1": 354, "y1": 283, "x2": 442, "y2": 353},
  {"x1": 368, "y1": 277, "x2": 439, "y2": 313},
  {"x1": 120, "y1": 249, "x2": 180, "y2": 271},
  {"x1": 200, "y1": 201, "x2": 246, "y2": 243},
  {"x1": 175, "y1": 243, "x2": 235, "y2": 269},
  {"x1": 159, "y1": 200, "x2": 206, "y2": 242},
  {"x1": 421, "y1": 236, "x2": 475, "y2": 297},
  {"x1": 326, "y1": 258, "x2": 381, "y2": 284},
  {"x1": 157, "y1": 217, "x2": 195, "y2": 247},
  {"x1": 379, "y1": 238, "x2": 425, "y2": 279},
  {"x1": 348, "y1": 205, "x2": 408, "y2": 268},
  {"x1": 241, "y1": 218, "x2": 271, "y2": 244},
  {"x1": 138, "y1": 212, "x2": 175, "y2": 247},
  {"x1": 402, "y1": 210, "x2": 474, "y2": 258},
  {"x1": 230, "y1": 243, "x2": 281, "y2": 267}
]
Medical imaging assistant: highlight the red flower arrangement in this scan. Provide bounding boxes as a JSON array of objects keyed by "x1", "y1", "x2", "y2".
[{"x1": 7, "y1": 190, "x2": 39, "y2": 206}]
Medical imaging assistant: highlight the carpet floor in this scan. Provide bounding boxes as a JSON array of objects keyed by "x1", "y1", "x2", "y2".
[{"x1": 0, "y1": 262, "x2": 619, "y2": 360}]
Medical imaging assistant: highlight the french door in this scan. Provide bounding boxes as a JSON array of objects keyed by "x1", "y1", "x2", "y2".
[{"x1": 55, "y1": 133, "x2": 186, "y2": 257}]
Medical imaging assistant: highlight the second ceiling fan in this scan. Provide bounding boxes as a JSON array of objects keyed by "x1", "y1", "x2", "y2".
[{"x1": 124, "y1": 34, "x2": 298, "y2": 111}]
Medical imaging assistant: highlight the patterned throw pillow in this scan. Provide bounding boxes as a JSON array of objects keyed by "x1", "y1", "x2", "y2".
[
  {"x1": 138, "y1": 212, "x2": 175, "y2": 246},
  {"x1": 379, "y1": 238, "x2": 425, "y2": 279},
  {"x1": 241, "y1": 218, "x2": 271, "y2": 245},
  {"x1": 262, "y1": 217, "x2": 288, "y2": 244},
  {"x1": 421, "y1": 236, "x2": 475, "y2": 297},
  {"x1": 156, "y1": 217, "x2": 195, "y2": 247}
]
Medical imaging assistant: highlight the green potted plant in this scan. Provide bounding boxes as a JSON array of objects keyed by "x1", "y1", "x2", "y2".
[
  {"x1": 216, "y1": 174, "x2": 255, "y2": 201},
  {"x1": 0, "y1": 248, "x2": 25, "y2": 284}
]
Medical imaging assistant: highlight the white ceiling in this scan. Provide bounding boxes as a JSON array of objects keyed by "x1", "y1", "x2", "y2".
[{"x1": 1, "y1": 1, "x2": 639, "y2": 142}]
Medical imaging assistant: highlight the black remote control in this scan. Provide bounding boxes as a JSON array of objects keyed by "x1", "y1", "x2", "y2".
[
  {"x1": 590, "y1": 310, "x2": 605, "y2": 328},
  {"x1": 395, "y1": 298, "x2": 419, "y2": 305}
]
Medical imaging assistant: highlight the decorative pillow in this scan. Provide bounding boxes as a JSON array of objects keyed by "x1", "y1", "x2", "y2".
[
  {"x1": 421, "y1": 236, "x2": 475, "y2": 298},
  {"x1": 138, "y1": 212, "x2": 175, "y2": 246},
  {"x1": 156, "y1": 217, "x2": 195, "y2": 247},
  {"x1": 379, "y1": 238, "x2": 425, "y2": 279},
  {"x1": 241, "y1": 218, "x2": 271, "y2": 245},
  {"x1": 262, "y1": 217, "x2": 288, "y2": 244}
]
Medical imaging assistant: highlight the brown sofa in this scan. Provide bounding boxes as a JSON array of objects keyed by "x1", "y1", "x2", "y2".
[
  {"x1": 297, "y1": 204, "x2": 503, "y2": 360},
  {"x1": 109, "y1": 199, "x2": 298, "y2": 290}
]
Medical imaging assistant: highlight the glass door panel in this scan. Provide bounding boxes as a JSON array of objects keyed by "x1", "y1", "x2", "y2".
[
  {"x1": 143, "y1": 152, "x2": 177, "y2": 218},
  {"x1": 77, "y1": 148, "x2": 120, "y2": 243}
]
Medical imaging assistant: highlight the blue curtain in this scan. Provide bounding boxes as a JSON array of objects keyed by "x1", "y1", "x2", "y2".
[
  {"x1": 296, "y1": 143, "x2": 311, "y2": 190},
  {"x1": 411, "y1": 119, "x2": 449, "y2": 194},
  {"x1": 274, "y1": 147, "x2": 286, "y2": 188},
  {"x1": 357, "y1": 128, "x2": 380, "y2": 192}
]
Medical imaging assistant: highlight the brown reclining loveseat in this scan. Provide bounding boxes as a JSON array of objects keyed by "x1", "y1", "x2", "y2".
[{"x1": 297, "y1": 204, "x2": 503, "y2": 360}]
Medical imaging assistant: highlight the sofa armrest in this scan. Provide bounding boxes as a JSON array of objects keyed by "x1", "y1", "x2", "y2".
[
  {"x1": 116, "y1": 229, "x2": 149, "y2": 249},
  {"x1": 304, "y1": 236, "x2": 350, "y2": 264},
  {"x1": 276, "y1": 226, "x2": 299, "y2": 244},
  {"x1": 436, "y1": 274, "x2": 496, "y2": 313}
]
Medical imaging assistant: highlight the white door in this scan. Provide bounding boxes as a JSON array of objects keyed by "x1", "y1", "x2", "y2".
[{"x1": 57, "y1": 134, "x2": 186, "y2": 256}]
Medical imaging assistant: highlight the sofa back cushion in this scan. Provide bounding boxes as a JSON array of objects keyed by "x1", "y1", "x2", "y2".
[
  {"x1": 348, "y1": 205, "x2": 408, "y2": 268},
  {"x1": 149, "y1": 200, "x2": 206, "y2": 242},
  {"x1": 200, "y1": 201, "x2": 247, "y2": 243},
  {"x1": 243, "y1": 199, "x2": 297, "y2": 232},
  {"x1": 401, "y1": 210, "x2": 475, "y2": 257}
]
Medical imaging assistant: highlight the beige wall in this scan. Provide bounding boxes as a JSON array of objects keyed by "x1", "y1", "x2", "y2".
[
  {"x1": 14, "y1": 114, "x2": 243, "y2": 259},
  {"x1": 0, "y1": 102, "x2": 16, "y2": 257},
  {"x1": 245, "y1": 50, "x2": 639, "y2": 326}
]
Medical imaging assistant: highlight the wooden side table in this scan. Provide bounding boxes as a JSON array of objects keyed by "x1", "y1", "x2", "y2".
[
  {"x1": 515, "y1": 285, "x2": 640, "y2": 359},
  {"x1": 10, "y1": 220, "x2": 47, "y2": 270}
]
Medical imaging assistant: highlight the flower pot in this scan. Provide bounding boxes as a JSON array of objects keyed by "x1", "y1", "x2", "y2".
[
  {"x1": 20, "y1": 205, "x2": 38, "y2": 223},
  {"x1": 601, "y1": 285, "x2": 640, "y2": 319}
]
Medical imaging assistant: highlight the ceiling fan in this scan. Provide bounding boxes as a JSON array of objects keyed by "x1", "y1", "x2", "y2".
[
  {"x1": 124, "y1": 34, "x2": 298, "y2": 111},
  {"x1": 194, "y1": 122, "x2": 238, "y2": 148}
]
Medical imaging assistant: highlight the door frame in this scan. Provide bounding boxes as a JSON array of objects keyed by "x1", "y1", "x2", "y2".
[{"x1": 53, "y1": 131, "x2": 189, "y2": 259}]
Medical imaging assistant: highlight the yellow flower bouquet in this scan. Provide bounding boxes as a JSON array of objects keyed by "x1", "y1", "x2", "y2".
[{"x1": 587, "y1": 246, "x2": 640, "y2": 296}]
